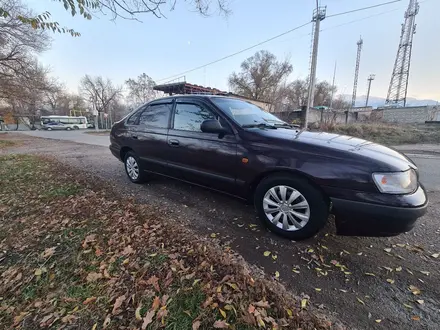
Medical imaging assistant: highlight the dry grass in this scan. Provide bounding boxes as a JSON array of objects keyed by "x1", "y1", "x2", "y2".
[
  {"x1": 319, "y1": 123, "x2": 440, "y2": 145},
  {"x1": 0, "y1": 155, "x2": 336, "y2": 330}
]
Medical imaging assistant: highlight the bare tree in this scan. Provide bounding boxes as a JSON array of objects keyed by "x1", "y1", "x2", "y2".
[
  {"x1": 125, "y1": 73, "x2": 158, "y2": 107},
  {"x1": 0, "y1": 0, "x2": 230, "y2": 36},
  {"x1": 80, "y1": 75, "x2": 122, "y2": 115},
  {"x1": 228, "y1": 50, "x2": 293, "y2": 105},
  {"x1": 283, "y1": 78, "x2": 338, "y2": 109},
  {"x1": 0, "y1": 0, "x2": 50, "y2": 103}
]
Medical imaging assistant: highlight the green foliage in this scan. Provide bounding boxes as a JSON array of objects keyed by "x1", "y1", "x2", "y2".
[{"x1": 0, "y1": 0, "x2": 100, "y2": 37}]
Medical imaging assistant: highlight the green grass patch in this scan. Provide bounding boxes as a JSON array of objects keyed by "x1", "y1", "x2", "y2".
[{"x1": 164, "y1": 286, "x2": 206, "y2": 330}]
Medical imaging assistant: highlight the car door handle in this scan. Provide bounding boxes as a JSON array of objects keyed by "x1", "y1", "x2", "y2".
[
  {"x1": 168, "y1": 139, "x2": 179, "y2": 147},
  {"x1": 132, "y1": 135, "x2": 138, "y2": 139}
]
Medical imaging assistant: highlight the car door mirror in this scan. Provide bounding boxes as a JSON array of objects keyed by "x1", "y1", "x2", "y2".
[{"x1": 201, "y1": 119, "x2": 228, "y2": 135}]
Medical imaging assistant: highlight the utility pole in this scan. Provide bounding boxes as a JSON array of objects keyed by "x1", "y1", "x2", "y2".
[
  {"x1": 365, "y1": 74, "x2": 376, "y2": 107},
  {"x1": 329, "y1": 61, "x2": 337, "y2": 109},
  {"x1": 304, "y1": 5, "x2": 326, "y2": 129}
]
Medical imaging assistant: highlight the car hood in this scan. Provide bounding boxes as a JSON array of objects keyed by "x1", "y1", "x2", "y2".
[{"x1": 247, "y1": 128, "x2": 416, "y2": 172}]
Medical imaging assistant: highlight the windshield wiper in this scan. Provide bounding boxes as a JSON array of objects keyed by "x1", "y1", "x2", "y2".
[{"x1": 242, "y1": 123, "x2": 277, "y2": 129}]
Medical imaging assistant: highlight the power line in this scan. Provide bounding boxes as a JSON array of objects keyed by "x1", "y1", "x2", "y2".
[
  {"x1": 156, "y1": 21, "x2": 311, "y2": 83},
  {"x1": 156, "y1": 0, "x2": 404, "y2": 83},
  {"x1": 321, "y1": 6, "x2": 403, "y2": 32},
  {"x1": 327, "y1": 0, "x2": 402, "y2": 18}
]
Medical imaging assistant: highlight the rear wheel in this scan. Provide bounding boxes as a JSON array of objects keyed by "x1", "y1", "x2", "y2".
[
  {"x1": 254, "y1": 174, "x2": 328, "y2": 240},
  {"x1": 73, "y1": 126, "x2": 79, "y2": 130},
  {"x1": 66, "y1": 127, "x2": 71, "y2": 131},
  {"x1": 124, "y1": 151, "x2": 147, "y2": 183},
  {"x1": 47, "y1": 127, "x2": 52, "y2": 131}
]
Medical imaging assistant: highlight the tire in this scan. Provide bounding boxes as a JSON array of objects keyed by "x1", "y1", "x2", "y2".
[
  {"x1": 254, "y1": 174, "x2": 328, "y2": 240},
  {"x1": 124, "y1": 151, "x2": 147, "y2": 183},
  {"x1": 73, "y1": 126, "x2": 79, "y2": 130},
  {"x1": 66, "y1": 127, "x2": 71, "y2": 131},
  {"x1": 47, "y1": 128, "x2": 52, "y2": 131}
]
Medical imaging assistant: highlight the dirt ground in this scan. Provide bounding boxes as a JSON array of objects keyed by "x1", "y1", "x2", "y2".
[{"x1": 2, "y1": 134, "x2": 440, "y2": 330}]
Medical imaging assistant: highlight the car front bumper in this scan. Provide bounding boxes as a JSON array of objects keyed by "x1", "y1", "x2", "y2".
[{"x1": 330, "y1": 185, "x2": 428, "y2": 236}]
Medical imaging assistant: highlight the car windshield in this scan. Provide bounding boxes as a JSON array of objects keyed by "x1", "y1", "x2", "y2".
[{"x1": 211, "y1": 98, "x2": 288, "y2": 127}]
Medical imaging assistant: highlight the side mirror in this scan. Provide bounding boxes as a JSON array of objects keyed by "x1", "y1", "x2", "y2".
[{"x1": 201, "y1": 119, "x2": 228, "y2": 134}]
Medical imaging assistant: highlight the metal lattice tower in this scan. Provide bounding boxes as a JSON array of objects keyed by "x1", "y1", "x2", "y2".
[
  {"x1": 351, "y1": 37, "x2": 363, "y2": 108},
  {"x1": 386, "y1": 0, "x2": 419, "y2": 107}
]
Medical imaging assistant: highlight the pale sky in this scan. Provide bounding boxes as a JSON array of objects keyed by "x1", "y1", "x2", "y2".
[{"x1": 28, "y1": 0, "x2": 440, "y2": 101}]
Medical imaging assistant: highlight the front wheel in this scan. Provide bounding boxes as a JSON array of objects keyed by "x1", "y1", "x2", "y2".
[
  {"x1": 254, "y1": 174, "x2": 329, "y2": 240},
  {"x1": 47, "y1": 128, "x2": 52, "y2": 131},
  {"x1": 124, "y1": 151, "x2": 147, "y2": 183},
  {"x1": 66, "y1": 127, "x2": 71, "y2": 131}
]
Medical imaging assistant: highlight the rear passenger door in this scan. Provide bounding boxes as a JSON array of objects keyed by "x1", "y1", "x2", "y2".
[
  {"x1": 166, "y1": 99, "x2": 238, "y2": 194},
  {"x1": 129, "y1": 100, "x2": 173, "y2": 175}
]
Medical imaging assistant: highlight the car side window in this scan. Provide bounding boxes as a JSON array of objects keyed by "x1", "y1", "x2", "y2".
[
  {"x1": 126, "y1": 108, "x2": 143, "y2": 125},
  {"x1": 139, "y1": 104, "x2": 171, "y2": 129},
  {"x1": 173, "y1": 103, "x2": 216, "y2": 132}
]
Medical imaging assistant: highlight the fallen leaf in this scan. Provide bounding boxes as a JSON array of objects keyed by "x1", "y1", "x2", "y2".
[
  {"x1": 61, "y1": 314, "x2": 77, "y2": 324},
  {"x1": 286, "y1": 309, "x2": 293, "y2": 317},
  {"x1": 375, "y1": 319, "x2": 382, "y2": 323},
  {"x1": 411, "y1": 315, "x2": 420, "y2": 321},
  {"x1": 396, "y1": 266, "x2": 402, "y2": 272},
  {"x1": 248, "y1": 304, "x2": 255, "y2": 314},
  {"x1": 83, "y1": 297, "x2": 97, "y2": 305},
  {"x1": 275, "y1": 271, "x2": 280, "y2": 278},
  {"x1": 315, "y1": 288, "x2": 322, "y2": 292},
  {"x1": 82, "y1": 234, "x2": 96, "y2": 248},
  {"x1": 193, "y1": 279, "x2": 201, "y2": 286},
  {"x1": 34, "y1": 268, "x2": 43, "y2": 276},
  {"x1": 141, "y1": 310, "x2": 155, "y2": 329},
  {"x1": 213, "y1": 320, "x2": 229, "y2": 328},
  {"x1": 357, "y1": 298, "x2": 365, "y2": 305},
  {"x1": 431, "y1": 253, "x2": 439, "y2": 259},
  {"x1": 292, "y1": 268, "x2": 300, "y2": 274},
  {"x1": 383, "y1": 266, "x2": 393, "y2": 272},
  {"x1": 103, "y1": 315, "x2": 111, "y2": 328},
  {"x1": 384, "y1": 248, "x2": 392, "y2": 253},
  {"x1": 112, "y1": 295, "x2": 126, "y2": 315},
  {"x1": 256, "y1": 315, "x2": 265, "y2": 327},
  {"x1": 41, "y1": 247, "x2": 56, "y2": 258},
  {"x1": 340, "y1": 289, "x2": 348, "y2": 293},
  {"x1": 409, "y1": 285, "x2": 421, "y2": 295},
  {"x1": 147, "y1": 275, "x2": 160, "y2": 292},
  {"x1": 386, "y1": 279, "x2": 395, "y2": 284},
  {"x1": 152, "y1": 296, "x2": 160, "y2": 311},
  {"x1": 271, "y1": 254, "x2": 278, "y2": 260},
  {"x1": 210, "y1": 233, "x2": 216, "y2": 238},
  {"x1": 254, "y1": 300, "x2": 270, "y2": 308},
  {"x1": 219, "y1": 309, "x2": 226, "y2": 318},
  {"x1": 365, "y1": 273, "x2": 376, "y2": 277},
  {"x1": 86, "y1": 272, "x2": 103, "y2": 282},
  {"x1": 91, "y1": 323, "x2": 97, "y2": 330},
  {"x1": 403, "y1": 303, "x2": 413, "y2": 309},
  {"x1": 135, "y1": 305, "x2": 142, "y2": 320},
  {"x1": 420, "y1": 271, "x2": 430, "y2": 276},
  {"x1": 192, "y1": 320, "x2": 201, "y2": 330},
  {"x1": 301, "y1": 299, "x2": 308, "y2": 309},
  {"x1": 226, "y1": 282, "x2": 238, "y2": 291},
  {"x1": 416, "y1": 300, "x2": 424, "y2": 305},
  {"x1": 263, "y1": 251, "x2": 271, "y2": 257}
]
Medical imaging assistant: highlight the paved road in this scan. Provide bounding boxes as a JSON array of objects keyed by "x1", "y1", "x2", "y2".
[
  {"x1": 19, "y1": 130, "x2": 110, "y2": 147},
  {"x1": 4, "y1": 133, "x2": 440, "y2": 330}
]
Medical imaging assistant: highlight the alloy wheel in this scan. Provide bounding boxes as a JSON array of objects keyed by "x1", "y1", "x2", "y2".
[
  {"x1": 126, "y1": 156, "x2": 139, "y2": 180},
  {"x1": 262, "y1": 185, "x2": 310, "y2": 231}
]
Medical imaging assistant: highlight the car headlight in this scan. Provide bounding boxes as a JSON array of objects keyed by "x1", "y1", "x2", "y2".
[{"x1": 372, "y1": 169, "x2": 417, "y2": 194}]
